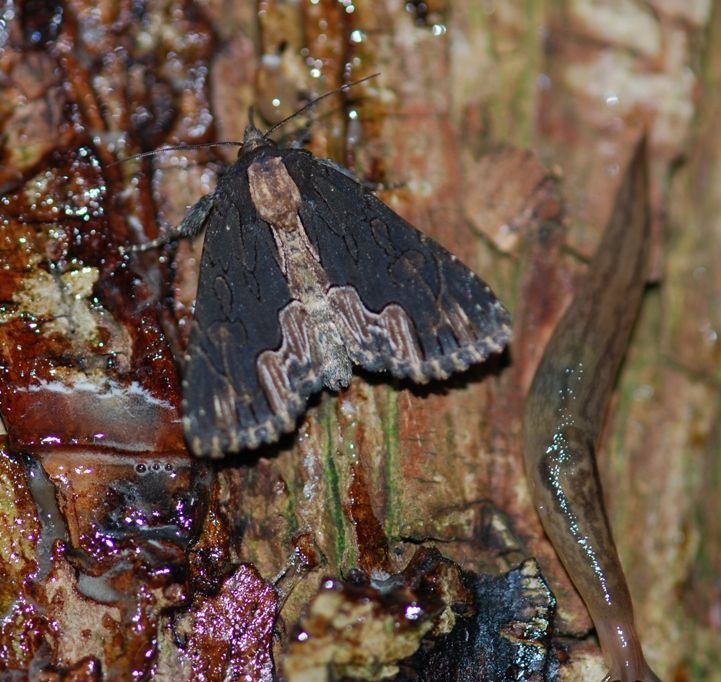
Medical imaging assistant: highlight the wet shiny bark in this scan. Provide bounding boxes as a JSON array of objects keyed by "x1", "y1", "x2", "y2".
[{"x1": 0, "y1": 1, "x2": 718, "y2": 680}]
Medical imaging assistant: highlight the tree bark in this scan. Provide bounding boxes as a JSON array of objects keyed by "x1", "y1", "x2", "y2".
[{"x1": 0, "y1": 0, "x2": 717, "y2": 680}]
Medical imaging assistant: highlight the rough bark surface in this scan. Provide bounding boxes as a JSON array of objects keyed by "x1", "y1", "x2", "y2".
[{"x1": 0, "y1": 0, "x2": 718, "y2": 680}]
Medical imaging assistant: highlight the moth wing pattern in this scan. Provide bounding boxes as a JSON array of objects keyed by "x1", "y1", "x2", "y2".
[
  {"x1": 181, "y1": 161, "x2": 323, "y2": 456},
  {"x1": 181, "y1": 139, "x2": 512, "y2": 458},
  {"x1": 283, "y1": 151, "x2": 512, "y2": 382}
]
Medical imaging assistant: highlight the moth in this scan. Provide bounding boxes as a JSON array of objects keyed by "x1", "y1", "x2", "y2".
[{"x1": 133, "y1": 106, "x2": 512, "y2": 458}]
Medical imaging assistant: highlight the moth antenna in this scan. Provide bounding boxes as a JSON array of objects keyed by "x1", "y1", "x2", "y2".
[
  {"x1": 109, "y1": 141, "x2": 243, "y2": 167},
  {"x1": 112, "y1": 74, "x2": 379, "y2": 167},
  {"x1": 263, "y1": 72, "x2": 380, "y2": 140}
]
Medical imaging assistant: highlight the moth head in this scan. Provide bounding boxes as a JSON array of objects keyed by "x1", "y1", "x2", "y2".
[
  {"x1": 111, "y1": 75, "x2": 379, "y2": 169},
  {"x1": 241, "y1": 117, "x2": 272, "y2": 156}
]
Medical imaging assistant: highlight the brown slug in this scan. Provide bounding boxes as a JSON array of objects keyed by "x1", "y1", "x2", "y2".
[{"x1": 522, "y1": 139, "x2": 660, "y2": 682}]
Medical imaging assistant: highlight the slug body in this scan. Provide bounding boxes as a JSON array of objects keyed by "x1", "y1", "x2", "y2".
[{"x1": 522, "y1": 142, "x2": 659, "y2": 682}]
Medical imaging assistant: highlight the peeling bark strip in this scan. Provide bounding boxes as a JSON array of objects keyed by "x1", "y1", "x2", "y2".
[{"x1": 149, "y1": 126, "x2": 511, "y2": 457}]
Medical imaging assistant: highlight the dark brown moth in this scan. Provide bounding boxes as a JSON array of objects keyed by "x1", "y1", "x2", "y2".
[{"x1": 133, "y1": 112, "x2": 512, "y2": 458}]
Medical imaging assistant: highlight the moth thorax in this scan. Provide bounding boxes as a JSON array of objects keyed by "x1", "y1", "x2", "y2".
[{"x1": 247, "y1": 157, "x2": 302, "y2": 232}]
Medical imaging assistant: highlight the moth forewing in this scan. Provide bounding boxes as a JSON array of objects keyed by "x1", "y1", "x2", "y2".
[{"x1": 167, "y1": 126, "x2": 511, "y2": 457}]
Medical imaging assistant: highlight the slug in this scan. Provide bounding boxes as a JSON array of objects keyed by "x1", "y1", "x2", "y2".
[{"x1": 522, "y1": 139, "x2": 660, "y2": 682}]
